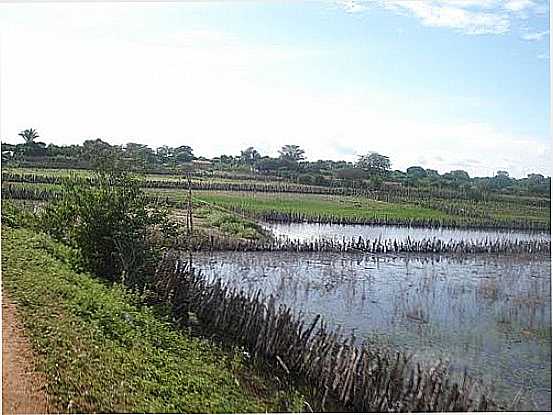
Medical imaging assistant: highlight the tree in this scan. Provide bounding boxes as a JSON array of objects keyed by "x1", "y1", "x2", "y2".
[
  {"x1": 356, "y1": 152, "x2": 391, "y2": 176},
  {"x1": 425, "y1": 169, "x2": 440, "y2": 178},
  {"x1": 406, "y1": 166, "x2": 427, "y2": 179},
  {"x1": 156, "y1": 146, "x2": 174, "y2": 164},
  {"x1": 125, "y1": 142, "x2": 156, "y2": 167},
  {"x1": 174, "y1": 145, "x2": 194, "y2": 163},
  {"x1": 240, "y1": 147, "x2": 261, "y2": 166},
  {"x1": 18, "y1": 128, "x2": 39, "y2": 144},
  {"x1": 450, "y1": 170, "x2": 470, "y2": 181},
  {"x1": 492, "y1": 171, "x2": 513, "y2": 189},
  {"x1": 278, "y1": 145, "x2": 305, "y2": 162},
  {"x1": 527, "y1": 173, "x2": 545, "y2": 184},
  {"x1": 82, "y1": 139, "x2": 127, "y2": 173}
]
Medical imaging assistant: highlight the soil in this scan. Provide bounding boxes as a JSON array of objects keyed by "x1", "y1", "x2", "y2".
[{"x1": 2, "y1": 295, "x2": 49, "y2": 414}]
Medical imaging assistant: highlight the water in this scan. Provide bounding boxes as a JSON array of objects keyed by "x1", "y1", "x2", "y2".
[
  {"x1": 194, "y1": 251, "x2": 552, "y2": 411},
  {"x1": 263, "y1": 222, "x2": 551, "y2": 244}
]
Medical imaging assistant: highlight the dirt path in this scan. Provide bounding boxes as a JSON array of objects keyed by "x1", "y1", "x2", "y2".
[{"x1": 2, "y1": 295, "x2": 48, "y2": 414}]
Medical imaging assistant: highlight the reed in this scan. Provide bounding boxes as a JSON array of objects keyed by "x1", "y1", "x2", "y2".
[
  {"x1": 153, "y1": 251, "x2": 497, "y2": 412},
  {"x1": 185, "y1": 233, "x2": 550, "y2": 255}
]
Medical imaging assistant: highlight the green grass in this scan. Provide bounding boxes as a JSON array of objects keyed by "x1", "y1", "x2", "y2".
[
  {"x1": 2, "y1": 167, "x2": 284, "y2": 186},
  {"x1": 4, "y1": 175, "x2": 550, "y2": 228},
  {"x1": 196, "y1": 207, "x2": 269, "y2": 240},
  {"x1": 189, "y1": 190, "x2": 453, "y2": 222},
  {"x1": 1, "y1": 226, "x2": 303, "y2": 413},
  {"x1": 149, "y1": 190, "x2": 548, "y2": 227}
]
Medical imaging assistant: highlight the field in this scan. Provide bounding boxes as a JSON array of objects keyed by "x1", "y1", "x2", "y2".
[{"x1": 3, "y1": 166, "x2": 550, "y2": 231}]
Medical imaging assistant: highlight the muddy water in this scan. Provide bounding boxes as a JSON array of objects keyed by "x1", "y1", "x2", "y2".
[
  {"x1": 263, "y1": 222, "x2": 551, "y2": 243},
  {"x1": 194, "y1": 251, "x2": 551, "y2": 411}
]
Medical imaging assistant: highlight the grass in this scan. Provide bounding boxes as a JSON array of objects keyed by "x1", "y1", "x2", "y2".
[
  {"x1": 1, "y1": 226, "x2": 304, "y2": 413},
  {"x1": 2, "y1": 167, "x2": 285, "y2": 186},
  {"x1": 197, "y1": 208, "x2": 269, "y2": 240},
  {"x1": 3, "y1": 170, "x2": 550, "y2": 228},
  {"x1": 190, "y1": 190, "x2": 453, "y2": 222},
  {"x1": 154, "y1": 190, "x2": 548, "y2": 228}
]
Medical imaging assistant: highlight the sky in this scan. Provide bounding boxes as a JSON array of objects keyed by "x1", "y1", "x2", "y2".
[{"x1": 0, "y1": 0, "x2": 550, "y2": 178}]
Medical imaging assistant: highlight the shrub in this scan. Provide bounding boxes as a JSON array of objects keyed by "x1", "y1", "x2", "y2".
[{"x1": 40, "y1": 172, "x2": 176, "y2": 287}]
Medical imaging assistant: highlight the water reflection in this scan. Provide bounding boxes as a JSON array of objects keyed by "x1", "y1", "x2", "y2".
[
  {"x1": 264, "y1": 222, "x2": 551, "y2": 244},
  {"x1": 194, "y1": 251, "x2": 551, "y2": 411}
]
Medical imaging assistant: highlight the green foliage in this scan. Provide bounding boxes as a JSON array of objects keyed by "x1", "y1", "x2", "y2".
[
  {"x1": 240, "y1": 146, "x2": 261, "y2": 166},
  {"x1": 278, "y1": 144, "x2": 305, "y2": 162},
  {"x1": 1, "y1": 200, "x2": 38, "y2": 228},
  {"x1": 205, "y1": 211, "x2": 265, "y2": 240},
  {"x1": 82, "y1": 139, "x2": 131, "y2": 174},
  {"x1": 18, "y1": 128, "x2": 40, "y2": 144},
  {"x1": 406, "y1": 166, "x2": 427, "y2": 179},
  {"x1": 356, "y1": 152, "x2": 391, "y2": 176},
  {"x1": 1, "y1": 227, "x2": 293, "y2": 413},
  {"x1": 40, "y1": 172, "x2": 176, "y2": 286}
]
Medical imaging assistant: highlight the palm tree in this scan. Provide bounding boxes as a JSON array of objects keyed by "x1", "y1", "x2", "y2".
[
  {"x1": 278, "y1": 144, "x2": 305, "y2": 162},
  {"x1": 18, "y1": 128, "x2": 39, "y2": 144}
]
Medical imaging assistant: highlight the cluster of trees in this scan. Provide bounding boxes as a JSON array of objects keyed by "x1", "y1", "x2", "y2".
[
  {"x1": 2, "y1": 129, "x2": 550, "y2": 196},
  {"x1": 2, "y1": 131, "x2": 195, "y2": 169}
]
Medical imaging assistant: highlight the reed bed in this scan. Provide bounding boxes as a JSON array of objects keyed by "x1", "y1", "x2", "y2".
[
  {"x1": 239, "y1": 208, "x2": 550, "y2": 232},
  {"x1": 153, "y1": 251, "x2": 496, "y2": 412},
  {"x1": 189, "y1": 234, "x2": 550, "y2": 255}
]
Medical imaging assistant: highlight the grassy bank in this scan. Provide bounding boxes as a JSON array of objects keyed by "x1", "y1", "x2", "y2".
[{"x1": 1, "y1": 226, "x2": 302, "y2": 413}]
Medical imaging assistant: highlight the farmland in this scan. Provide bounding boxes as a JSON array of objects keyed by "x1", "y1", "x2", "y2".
[
  {"x1": 1, "y1": 162, "x2": 551, "y2": 412},
  {"x1": 3, "y1": 167, "x2": 551, "y2": 231}
]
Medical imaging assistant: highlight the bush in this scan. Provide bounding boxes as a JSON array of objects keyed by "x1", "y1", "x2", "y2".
[
  {"x1": 1, "y1": 200, "x2": 38, "y2": 229},
  {"x1": 206, "y1": 212, "x2": 263, "y2": 240},
  {"x1": 40, "y1": 172, "x2": 176, "y2": 287}
]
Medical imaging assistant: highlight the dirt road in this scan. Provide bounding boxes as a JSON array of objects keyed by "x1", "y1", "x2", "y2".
[{"x1": 2, "y1": 296, "x2": 48, "y2": 414}]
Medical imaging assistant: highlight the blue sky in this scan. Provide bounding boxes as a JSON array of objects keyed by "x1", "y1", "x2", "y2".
[{"x1": 0, "y1": 1, "x2": 550, "y2": 177}]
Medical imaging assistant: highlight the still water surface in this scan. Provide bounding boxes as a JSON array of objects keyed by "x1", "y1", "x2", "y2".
[
  {"x1": 263, "y1": 222, "x2": 551, "y2": 243},
  {"x1": 194, "y1": 250, "x2": 551, "y2": 410}
]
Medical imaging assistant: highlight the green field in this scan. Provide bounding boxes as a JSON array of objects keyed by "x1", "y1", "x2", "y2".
[
  {"x1": 189, "y1": 190, "x2": 451, "y2": 221},
  {"x1": 2, "y1": 167, "x2": 285, "y2": 186},
  {"x1": 2, "y1": 226, "x2": 303, "y2": 413},
  {"x1": 150, "y1": 189, "x2": 548, "y2": 228},
  {"x1": 2, "y1": 166, "x2": 550, "y2": 229}
]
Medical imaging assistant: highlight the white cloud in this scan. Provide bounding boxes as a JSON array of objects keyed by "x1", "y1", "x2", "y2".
[
  {"x1": 521, "y1": 30, "x2": 549, "y2": 40},
  {"x1": 339, "y1": 0, "x2": 546, "y2": 35},
  {"x1": 337, "y1": 0, "x2": 368, "y2": 13},
  {"x1": 383, "y1": 1, "x2": 510, "y2": 34},
  {"x1": 504, "y1": 0, "x2": 535, "y2": 12}
]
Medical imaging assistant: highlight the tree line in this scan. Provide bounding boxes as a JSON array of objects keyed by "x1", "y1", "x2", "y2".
[{"x1": 2, "y1": 129, "x2": 550, "y2": 196}]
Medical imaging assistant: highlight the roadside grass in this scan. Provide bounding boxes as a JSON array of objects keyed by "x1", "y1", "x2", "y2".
[{"x1": 1, "y1": 226, "x2": 303, "y2": 413}]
